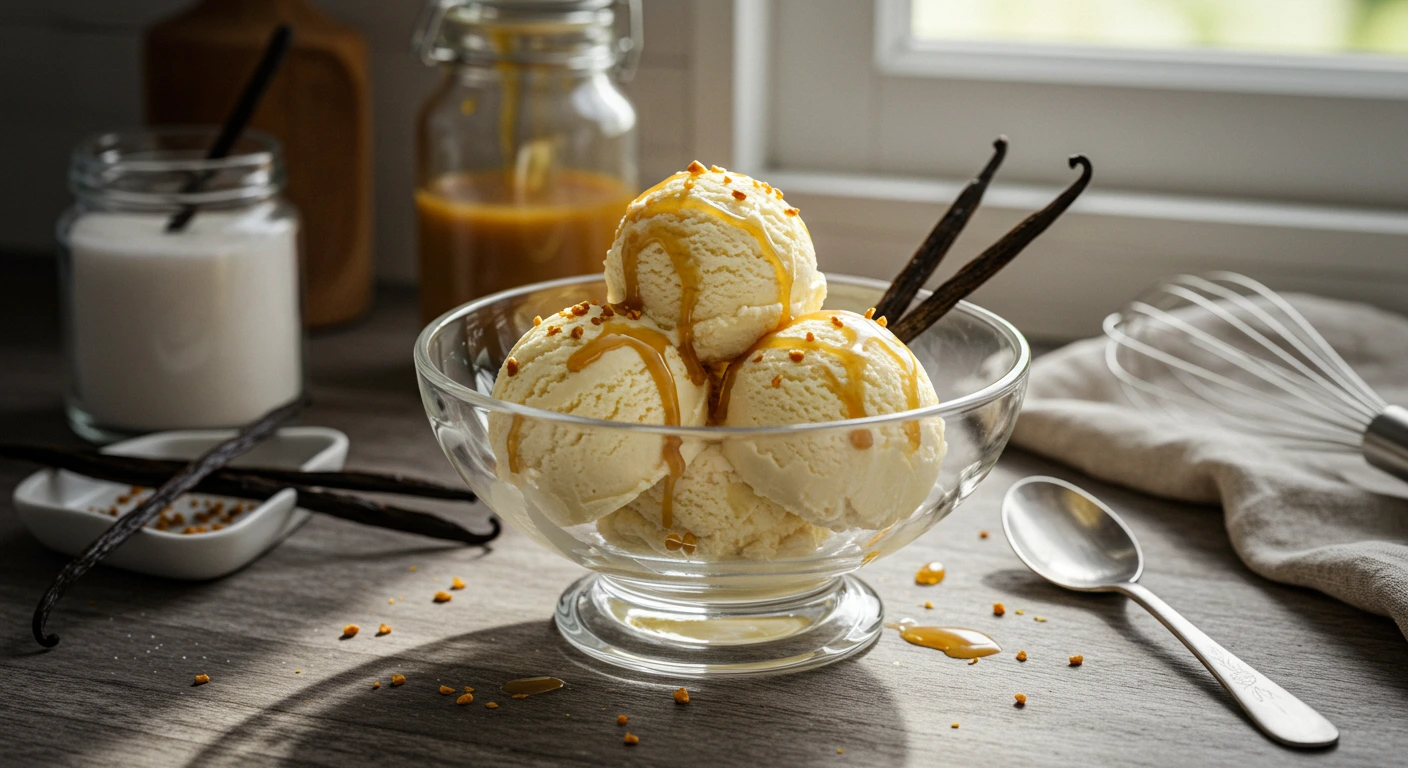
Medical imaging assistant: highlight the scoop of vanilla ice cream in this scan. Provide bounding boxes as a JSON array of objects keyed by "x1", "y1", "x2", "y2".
[
  {"x1": 717, "y1": 310, "x2": 946, "y2": 531},
  {"x1": 489, "y1": 302, "x2": 709, "y2": 528},
  {"x1": 604, "y1": 163, "x2": 827, "y2": 365},
  {"x1": 596, "y1": 445, "x2": 829, "y2": 560}
]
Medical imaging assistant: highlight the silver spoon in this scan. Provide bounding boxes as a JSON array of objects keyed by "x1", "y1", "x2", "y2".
[{"x1": 1002, "y1": 476, "x2": 1338, "y2": 749}]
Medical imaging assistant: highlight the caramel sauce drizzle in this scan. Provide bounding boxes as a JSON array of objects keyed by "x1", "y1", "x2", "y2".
[
  {"x1": 898, "y1": 626, "x2": 1001, "y2": 659},
  {"x1": 713, "y1": 311, "x2": 924, "y2": 451},
  {"x1": 664, "y1": 531, "x2": 697, "y2": 555},
  {"x1": 618, "y1": 173, "x2": 798, "y2": 381},
  {"x1": 500, "y1": 676, "x2": 565, "y2": 698}
]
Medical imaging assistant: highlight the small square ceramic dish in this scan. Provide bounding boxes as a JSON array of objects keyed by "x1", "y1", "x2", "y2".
[{"x1": 12, "y1": 427, "x2": 348, "y2": 580}]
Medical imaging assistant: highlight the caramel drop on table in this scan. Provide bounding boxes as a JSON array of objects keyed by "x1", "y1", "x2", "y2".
[
  {"x1": 899, "y1": 627, "x2": 1001, "y2": 659},
  {"x1": 500, "y1": 677, "x2": 565, "y2": 697},
  {"x1": 914, "y1": 561, "x2": 946, "y2": 585}
]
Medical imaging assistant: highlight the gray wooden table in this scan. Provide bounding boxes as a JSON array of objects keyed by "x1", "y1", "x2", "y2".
[{"x1": 1, "y1": 257, "x2": 1403, "y2": 767}]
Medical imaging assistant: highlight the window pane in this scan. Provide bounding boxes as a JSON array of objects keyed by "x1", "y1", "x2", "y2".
[{"x1": 911, "y1": 0, "x2": 1408, "y2": 57}]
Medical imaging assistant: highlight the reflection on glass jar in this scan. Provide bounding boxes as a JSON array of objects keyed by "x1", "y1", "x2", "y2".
[{"x1": 414, "y1": 0, "x2": 641, "y2": 323}]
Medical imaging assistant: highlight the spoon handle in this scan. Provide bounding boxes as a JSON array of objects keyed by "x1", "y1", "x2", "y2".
[{"x1": 1116, "y1": 582, "x2": 1338, "y2": 748}]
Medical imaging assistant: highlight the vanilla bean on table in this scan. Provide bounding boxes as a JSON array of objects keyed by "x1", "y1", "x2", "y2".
[
  {"x1": 874, "y1": 136, "x2": 1008, "y2": 323},
  {"x1": 892, "y1": 154, "x2": 1093, "y2": 344},
  {"x1": 31, "y1": 398, "x2": 304, "y2": 648}
]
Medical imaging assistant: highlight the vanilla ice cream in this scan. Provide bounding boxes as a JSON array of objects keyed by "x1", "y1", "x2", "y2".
[
  {"x1": 604, "y1": 162, "x2": 827, "y2": 368},
  {"x1": 715, "y1": 310, "x2": 946, "y2": 531},
  {"x1": 489, "y1": 301, "x2": 709, "y2": 527},
  {"x1": 596, "y1": 445, "x2": 829, "y2": 560}
]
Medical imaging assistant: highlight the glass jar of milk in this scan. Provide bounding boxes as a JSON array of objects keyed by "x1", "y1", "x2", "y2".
[{"x1": 57, "y1": 128, "x2": 304, "y2": 442}]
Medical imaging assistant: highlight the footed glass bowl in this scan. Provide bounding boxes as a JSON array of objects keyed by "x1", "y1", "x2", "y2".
[{"x1": 414, "y1": 274, "x2": 1029, "y2": 676}]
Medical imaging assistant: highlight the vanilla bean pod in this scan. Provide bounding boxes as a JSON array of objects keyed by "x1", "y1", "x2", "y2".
[
  {"x1": 893, "y1": 155, "x2": 1092, "y2": 343},
  {"x1": 31, "y1": 398, "x2": 304, "y2": 648},
  {"x1": 874, "y1": 137, "x2": 1007, "y2": 322}
]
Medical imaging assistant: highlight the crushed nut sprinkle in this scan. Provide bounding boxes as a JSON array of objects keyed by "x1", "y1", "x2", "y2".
[
  {"x1": 771, "y1": 375, "x2": 783, "y2": 388},
  {"x1": 571, "y1": 302, "x2": 590, "y2": 316},
  {"x1": 1014, "y1": 693, "x2": 1028, "y2": 707},
  {"x1": 601, "y1": 305, "x2": 615, "y2": 318},
  {"x1": 732, "y1": 190, "x2": 747, "y2": 201},
  {"x1": 788, "y1": 350, "x2": 805, "y2": 362},
  {"x1": 1016, "y1": 650, "x2": 1027, "y2": 662},
  {"x1": 993, "y1": 603, "x2": 1005, "y2": 617},
  {"x1": 626, "y1": 308, "x2": 642, "y2": 320},
  {"x1": 433, "y1": 591, "x2": 453, "y2": 603},
  {"x1": 673, "y1": 687, "x2": 690, "y2": 704},
  {"x1": 391, "y1": 674, "x2": 406, "y2": 686},
  {"x1": 440, "y1": 685, "x2": 456, "y2": 695},
  {"x1": 451, "y1": 576, "x2": 466, "y2": 590},
  {"x1": 617, "y1": 715, "x2": 629, "y2": 725},
  {"x1": 343, "y1": 624, "x2": 360, "y2": 637},
  {"x1": 1069, "y1": 654, "x2": 1084, "y2": 666},
  {"x1": 624, "y1": 733, "x2": 640, "y2": 746},
  {"x1": 591, "y1": 316, "x2": 602, "y2": 325},
  {"x1": 533, "y1": 316, "x2": 542, "y2": 326},
  {"x1": 485, "y1": 702, "x2": 499, "y2": 709},
  {"x1": 687, "y1": 160, "x2": 707, "y2": 174},
  {"x1": 193, "y1": 674, "x2": 210, "y2": 685},
  {"x1": 378, "y1": 624, "x2": 392, "y2": 636},
  {"x1": 547, "y1": 325, "x2": 561, "y2": 336},
  {"x1": 505, "y1": 357, "x2": 520, "y2": 376},
  {"x1": 571, "y1": 326, "x2": 585, "y2": 340}
]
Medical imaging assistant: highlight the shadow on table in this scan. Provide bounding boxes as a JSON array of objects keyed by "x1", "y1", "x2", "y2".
[{"x1": 180, "y1": 620, "x2": 908, "y2": 768}]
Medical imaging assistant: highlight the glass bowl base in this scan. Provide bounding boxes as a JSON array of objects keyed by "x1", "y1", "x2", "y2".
[{"x1": 554, "y1": 573, "x2": 883, "y2": 678}]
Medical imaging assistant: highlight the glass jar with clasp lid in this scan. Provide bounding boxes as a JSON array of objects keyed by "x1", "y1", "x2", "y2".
[{"x1": 413, "y1": 0, "x2": 642, "y2": 323}]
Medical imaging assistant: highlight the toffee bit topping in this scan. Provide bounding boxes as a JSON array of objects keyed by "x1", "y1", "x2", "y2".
[
  {"x1": 710, "y1": 165, "x2": 726, "y2": 173},
  {"x1": 968, "y1": 658, "x2": 979, "y2": 665},
  {"x1": 805, "y1": 331, "x2": 815, "y2": 342},
  {"x1": 571, "y1": 326, "x2": 585, "y2": 340},
  {"x1": 547, "y1": 325, "x2": 561, "y2": 336},
  {"x1": 951, "y1": 723, "x2": 960, "y2": 729},
  {"x1": 771, "y1": 375, "x2": 783, "y2": 388},
  {"x1": 993, "y1": 603, "x2": 1005, "y2": 616},
  {"x1": 673, "y1": 687, "x2": 690, "y2": 704},
  {"x1": 626, "y1": 308, "x2": 642, "y2": 320},
  {"x1": 391, "y1": 674, "x2": 406, "y2": 686},
  {"x1": 451, "y1": 576, "x2": 465, "y2": 590},
  {"x1": 831, "y1": 315, "x2": 844, "y2": 328},
  {"x1": 924, "y1": 601, "x2": 934, "y2": 609},
  {"x1": 486, "y1": 702, "x2": 499, "y2": 709},
  {"x1": 343, "y1": 624, "x2": 360, "y2": 637},
  {"x1": 876, "y1": 316, "x2": 888, "y2": 328},
  {"x1": 785, "y1": 207, "x2": 800, "y2": 216},
  {"x1": 763, "y1": 182, "x2": 773, "y2": 193},
  {"x1": 687, "y1": 160, "x2": 707, "y2": 175},
  {"x1": 979, "y1": 530, "x2": 990, "y2": 539},
  {"x1": 684, "y1": 178, "x2": 695, "y2": 190},
  {"x1": 723, "y1": 175, "x2": 733, "y2": 184},
  {"x1": 591, "y1": 316, "x2": 602, "y2": 325},
  {"x1": 753, "y1": 352, "x2": 764, "y2": 362},
  {"x1": 193, "y1": 674, "x2": 210, "y2": 685},
  {"x1": 433, "y1": 591, "x2": 453, "y2": 603},
  {"x1": 617, "y1": 715, "x2": 629, "y2": 725},
  {"x1": 864, "y1": 307, "x2": 877, "y2": 319},
  {"x1": 372, "y1": 681, "x2": 381, "y2": 689},
  {"x1": 788, "y1": 350, "x2": 805, "y2": 362},
  {"x1": 457, "y1": 692, "x2": 475, "y2": 705},
  {"x1": 624, "y1": 733, "x2": 640, "y2": 746},
  {"x1": 752, "y1": 179, "x2": 760, "y2": 188},
  {"x1": 1034, "y1": 616, "x2": 1047, "y2": 622},
  {"x1": 732, "y1": 190, "x2": 747, "y2": 201},
  {"x1": 775, "y1": 188, "x2": 785, "y2": 199},
  {"x1": 378, "y1": 623, "x2": 392, "y2": 635},
  {"x1": 601, "y1": 305, "x2": 615, "y2": 318},
  {"x1": 571, "y1": 302, "x2": 590, "y2": 316},
  {"x1": 505, "y1": 357, "x2": 520, "y2": 376},
  {"x1": 1016, "y1": 650, "x2": 1027, "y2": 661},
  {"x1": 440, "y1": 685, "x2": 456, "y2": 695},
  {"x1": 1014, "y1": 693, "x2": 1028, "y2": 706},
  {"x1": 1015, "y1": 609, "x2": 1025, "y2": 615},
  {"x1": 1069, "y1": 654, "x2": 1084, "y2": 666},
  {"x1": 533, "y1": 316, "x2": 542, "y2": 326}
]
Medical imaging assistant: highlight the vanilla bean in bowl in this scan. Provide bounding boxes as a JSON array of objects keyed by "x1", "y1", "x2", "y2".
[
  {"x1": 892, "y1": 155, "x2": 1093, "y2": 344},
  {"x1": 874, "y1": 136, "x2": 1008, "y2": 323},
  {"x1": 30, "y1": 398, "x2": 303, "y2": 648}
]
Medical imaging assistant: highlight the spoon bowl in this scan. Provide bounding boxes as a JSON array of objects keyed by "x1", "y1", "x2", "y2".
[{"x1": 1003, "y1": 476, "x2": 1142, "y2": 589}]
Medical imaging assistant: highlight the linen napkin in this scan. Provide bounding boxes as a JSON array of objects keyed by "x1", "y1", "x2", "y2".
[{"x1": 1010, "y1": 294, "x2": 1408, "y2": 640}]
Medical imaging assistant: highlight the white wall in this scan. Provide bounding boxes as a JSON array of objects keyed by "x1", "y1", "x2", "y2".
[{"x1": 0, "y1": 0, "x2": 698, "y2": 284}]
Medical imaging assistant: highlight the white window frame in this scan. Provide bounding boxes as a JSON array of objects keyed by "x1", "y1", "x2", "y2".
[
  {"x1": 688, "y1": 0, "x2": 1408, "y2": 340},
  {"x1": 874, "y1": 0, "x2": 1408, "y2": 100}
]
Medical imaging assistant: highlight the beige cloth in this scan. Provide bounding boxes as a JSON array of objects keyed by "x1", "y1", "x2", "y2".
[{"x1": 1011, "y1": 295, "x2": 1408, "y2": 640}]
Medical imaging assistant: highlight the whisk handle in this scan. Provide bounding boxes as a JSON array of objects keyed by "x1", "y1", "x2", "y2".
[{"x1": 1364, "y1": 405, "x2": 1408, "y2": 484}]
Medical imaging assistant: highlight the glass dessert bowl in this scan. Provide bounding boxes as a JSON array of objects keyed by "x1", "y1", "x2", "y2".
[{"x1": 415, "y1": 274, "x2": 1029, "y2": 677}]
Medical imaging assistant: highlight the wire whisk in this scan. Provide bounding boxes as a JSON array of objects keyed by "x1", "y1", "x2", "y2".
[{"x1": 1104, "y1": 272, "x2": 1408, "y2": 484}]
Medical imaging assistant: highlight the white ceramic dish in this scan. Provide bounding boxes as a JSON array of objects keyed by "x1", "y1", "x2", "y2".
[{"x1": 12, "y1": 427, "x2": 348, "y2": 580}]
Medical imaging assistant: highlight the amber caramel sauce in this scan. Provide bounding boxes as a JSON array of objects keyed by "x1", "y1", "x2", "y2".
[
  {"x1": 713, "y1": 311, "x2": 924, "y2": 451},
  {"x1": 899, "y1": 626, "x2": 1000, "y2": 659},
  {"x1": 617, "y1": 173, "x2": 797, "y2": 379},
  {"x1": 500, "y1": 676, "x2": 565, "y2": 697},
  {"x1": 416, "y1": 170, "x2": 635, "y2": 323},
  {"x1": 914, "y1": 561, "x2": 946, "y2": 585}
]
